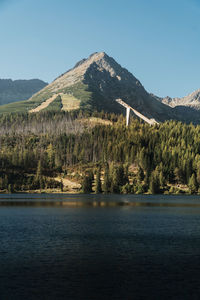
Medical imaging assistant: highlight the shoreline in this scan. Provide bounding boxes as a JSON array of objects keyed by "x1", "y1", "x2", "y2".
[{"x1": 0, "y1": 189, "x2": 197, "y2": 196}]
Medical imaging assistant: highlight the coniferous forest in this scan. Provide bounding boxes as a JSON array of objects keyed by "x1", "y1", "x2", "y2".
[{"x1": 0, "y1": 110, "x2": 200, "y2": 194}]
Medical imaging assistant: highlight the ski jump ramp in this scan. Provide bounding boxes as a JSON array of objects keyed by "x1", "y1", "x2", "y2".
[{"x1": 116, "y1": 98, "x2": 159, "y2": 126}]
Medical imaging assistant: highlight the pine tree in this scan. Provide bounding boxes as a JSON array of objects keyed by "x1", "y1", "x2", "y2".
[
  {"x1": 144, "y1": 168, "x2": 151, "y2": 187},
  {"x1": 34, "y1": 160, "x2": 43, "y2": 189},
  {"x1": 60, "y1": 179, "x2": 64, "y2": 192},
  {"x1": 188, "y1": 173, "x2": 198, "y2": 194},
  {"x1": 196, "y1": 162, "x2": 200, "y2": 185},
  {"x1": 137, "y1": 166, "x2": 145, "y2": 182},
  {"x1": 186, "y1": 160, "x2": 193, "y2": 184},
  {"x1": 103, "y1": 164, "x2": 110, "y2": 193},
  {"x1": 159, "y1": 171, "x2": 165, "y2": 189},
  {"x1": 110, "y1": 165, "x2": 127, "y2": 193},
  {"x1": 36, "y1": 160, "x2": 42, "y2": 181},
  {"x1": 149, "y1": 170, "x2": 160, "y2": 194},
  {"x1": 95, "y1": 168, "x2": 102, "y2": 193},
  {"x1": 8, "y1": 184, "x2": 14, "y2": 193},
  {"x1": 82, "y1": 176, "x2": 93, "y2": 193},
  {"x1": 174, "y1": 167, "x2": 182, "y2": 183}
]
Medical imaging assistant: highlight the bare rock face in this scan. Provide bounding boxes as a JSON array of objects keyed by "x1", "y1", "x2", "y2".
[
  {"x1": 161, "y1": 89, "x2": 200, "y2": 110},
  {"x1": 31, "y1": 52, "x2": 176, "y2": 122}
]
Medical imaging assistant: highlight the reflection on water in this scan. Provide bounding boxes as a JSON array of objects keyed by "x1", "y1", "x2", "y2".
[
  {"x1": 0, "y1": 195, "x2": 200, "y2": 299},
  {"x1": 1, "y1": 193, "x2": 200, "y2": 207}
]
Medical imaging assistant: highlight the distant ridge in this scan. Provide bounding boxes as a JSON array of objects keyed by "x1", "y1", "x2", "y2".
[
  {"x1": 0, "y1": 79, "x2": 48, "y2": 105},
  {"x1": 159, "y1": 89, "x2": 200, "y2": 110}
]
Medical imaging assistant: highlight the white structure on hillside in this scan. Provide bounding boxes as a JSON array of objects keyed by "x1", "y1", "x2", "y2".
[{"x1": 116, "y1": 98, "x2": 159, "y2": 126}]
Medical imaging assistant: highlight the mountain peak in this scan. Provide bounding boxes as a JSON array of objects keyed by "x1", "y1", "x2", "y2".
[
  {"x1": 72, "y1": 51, "x2": 107, "y2": 69},
  {"x1": 161, "y1": 88, "x2": 200, "y2": 110},
  {"x1": 50, "y1": 51, "x2": 124, "y2": 92},
  {"x1": 25, "y1": 52, "x2": 174, "y2": 122},
  {"x1": 89, "y1": 51, "x2": 106, "y2": 59}
]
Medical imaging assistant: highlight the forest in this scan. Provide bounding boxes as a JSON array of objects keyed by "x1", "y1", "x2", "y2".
[{"x1": 0, "y1": 109, "x2": 200, "y2": 194}]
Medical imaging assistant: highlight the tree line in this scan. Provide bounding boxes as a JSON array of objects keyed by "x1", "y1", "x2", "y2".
[{"x1": 0, "y1": 110, "x2": 200, "y2": 193}]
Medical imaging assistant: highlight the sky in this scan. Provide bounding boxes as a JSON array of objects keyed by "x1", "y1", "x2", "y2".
[{"x1": 0, "y1": 0, "x2": 200, "y2": 98}]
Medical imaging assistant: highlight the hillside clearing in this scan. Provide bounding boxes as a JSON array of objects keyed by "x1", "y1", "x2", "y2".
[
  {"x1": 55, "y1": 177, "x2": 81, "y2": 193},
  {"x1": 79, "y1": 117, "x2": 113, "y2": 126},
  {"x1": 61, "y1": 94, "x2": 81, "y2": 111},
  {"x1": 29, "y1": 94, "x2": 58, "y2": 113}
]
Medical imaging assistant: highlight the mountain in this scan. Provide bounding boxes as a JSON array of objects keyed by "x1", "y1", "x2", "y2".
[
  {"x1": 24, "y1": 52, "x2": 176, "y2": 122},
  {"x1": 0, "y1": 52, "x2": 198, "y2": 123},
  {"x1": 0, "y1": 79, "x2": 48, "y2": 105},
  {"x1": 160, "y1": 89, "x2": 200, "y2": 110}
]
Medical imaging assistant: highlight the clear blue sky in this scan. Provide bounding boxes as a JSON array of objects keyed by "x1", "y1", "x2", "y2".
[{"x1": 0, "y1": 0, "x2": 199, "y2": 97}]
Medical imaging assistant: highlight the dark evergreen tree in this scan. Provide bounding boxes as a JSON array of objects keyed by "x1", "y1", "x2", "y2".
[
  {"x1": 103, "y1": 164, "x2": 110, "y2": 193},
  {"x1": 8, "y1": 184, "x2": 14, "y2": 193},
  {"x1": 137, "y1": 166, "x2": 145, "y2": 181},
  {"x1": 95, "y1": 167, "x2": 102, "y2": 193},
  {"x1": 82, "y1": 176, "x2": 93, "y2": 193},
  {"x1": 149, "y1": 170, "x2": 160, "y2": 194},
  {"x1": 110, "y1": 165, "x2": 128, "y2": 193},
  {"x1": 60, "y1": 179, "x2": 64, "y2": 192},
  {"x1": 188, "y1": 173, "x2": 198, "y2": 194}
]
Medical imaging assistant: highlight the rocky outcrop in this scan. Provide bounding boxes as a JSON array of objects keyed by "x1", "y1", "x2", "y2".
[{"x1": 161, "y1": 89, "x2": 200, "y2": 110}]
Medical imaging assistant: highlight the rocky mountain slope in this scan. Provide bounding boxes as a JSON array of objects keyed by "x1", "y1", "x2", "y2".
[
  {"x1": 24, "y1": 52, "x2": 176, "y2": 122},
  {"x1": 0, "y1": 79, "x2": 48, "y2": 105},
  {"x1": 160, "y1": 89, "x2": 200, "y2": 110}
]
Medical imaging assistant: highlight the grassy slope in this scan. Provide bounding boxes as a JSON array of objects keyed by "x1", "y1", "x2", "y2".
[
  {"x1": 0, "y1": 83, "x2": 92, "y2": 114},
  {"x1": 59, "y1": 82, "x2": 93, "y2": 111},
  {"x1": 61, "y1": 94, "x2": 80, "y2": 111},
  {"x1": 0, "y1": 90, "x2": 53, "y2": 114},
  {"x1": 43, "y1": 95, "x2": 63, "y2": 111},
  {"x1": 0, "y1": 100, "x2": 37, "y2": 114}
]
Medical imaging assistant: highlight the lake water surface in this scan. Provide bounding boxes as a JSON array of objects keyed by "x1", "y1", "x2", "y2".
[{"x1": 0, "y1": 194, "x2": 200, "y2": 299}]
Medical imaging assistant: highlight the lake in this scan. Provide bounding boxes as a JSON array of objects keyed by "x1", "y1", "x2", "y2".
[{"x1": 0, "y1": 194, "x2": 200, "y2": 299}]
